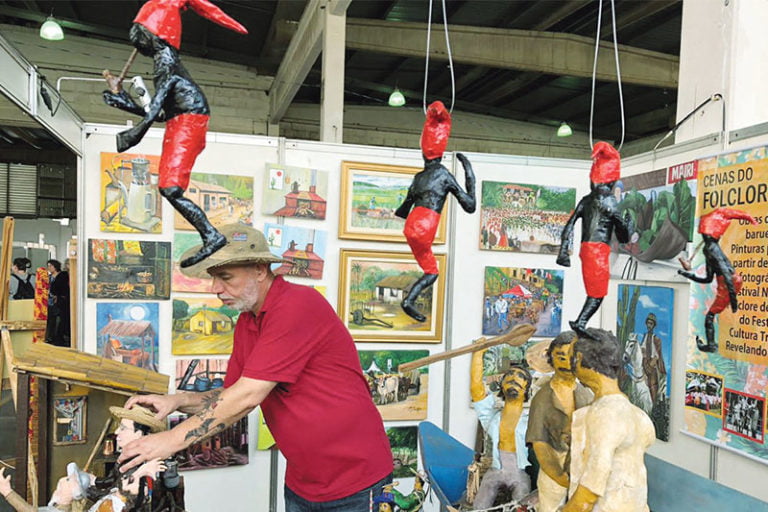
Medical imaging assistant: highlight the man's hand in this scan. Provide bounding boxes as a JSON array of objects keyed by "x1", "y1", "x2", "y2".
[
  {"x1": 118, "y1": 430, "x2": 179, "y2": 473},
  {"x1": 0, "y1": 468, "x2": 11, "y2": 497},
  {"x1": 124, "y1": 394, "x2": 181, "y2": 421}
]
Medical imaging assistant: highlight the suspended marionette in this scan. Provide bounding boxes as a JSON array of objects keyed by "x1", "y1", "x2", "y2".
[
  {"x1": 677, "y1": 207, "x2": 757, "y2": 352},
  {"x1": 557, "y1": 142, "x2": 633, "y2": 335},
  {"x1": 102, "y1": 0, "x2": 247, "y2": 268},
  {"x1": 394, "y1": 101, "x2": 476, "y2": 322}
]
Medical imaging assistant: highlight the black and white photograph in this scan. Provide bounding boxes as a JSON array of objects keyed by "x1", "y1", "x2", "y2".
[{"x1": 723, "y1": 389, "x2": 765, "y2": 444}]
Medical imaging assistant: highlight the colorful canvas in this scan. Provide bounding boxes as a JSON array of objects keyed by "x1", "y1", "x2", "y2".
[
  {"x1": 482, "y1": 266, "x2": 564, "y2": 337},
  {"x1": 171, "y1": 297, "x2": 240, "y2": 355},
  {"x1": 169, "y1": 414, "x2": 248, "y2": 471},
  {"x1": 175, "y1": 358, "x2": 229, "y2": 392},
  {"x1": 262, "y1": 164, "x2": 328, "y2": 219},
  {"x1": 347, "y1": 168, "x2": 411, "y2": 235},
  {"x1": 480, "y1": 339, "x2": 539, "y2": 399},
  {"x1": 386, "y1": 425, "x2": 418, "y2": 478},
  {"x1": 53, "y1": 396, "x2": 87, "y2": 445},
  {"x1": 174, "y1": 172, "x2": 254, "y2": 230},
  {"x1": 611, "y1": 163, "x2": 697, "y2": 281},
  {"x1": 172, "y1": 232, "x2": 213, "y2": 293},
  {"x1": 479, "y1": 181, "x2": 575, "y2": 254},
  {"x1": 685, "y1": 370, "x2": 723, "y2": 418},
  {"x1": 96, "y1": 303, "x2": 159, "y2": 371},
  {"x1": 358, "y1": 350, "x2": 429, "y2": 421},
  {"x1": 87, "y1": 239, "x2": 171, "y2": 299},
  {"x1": 100, "y1": 152, "x2": 162, "y2": 233},
  {"x1": 616, "y1": 284, "x2": 674, "y2": 441},
  {"x1": 264, "y1": 222, "x2": 327, "y2": 279}
]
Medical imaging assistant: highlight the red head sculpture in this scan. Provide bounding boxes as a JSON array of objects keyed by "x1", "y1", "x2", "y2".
[
  {"x1": 134, "y1": 0, "x2": 247, "y2": 50},
  {"x1": 590, "y1": 141, "x2": 621, "y2": 184},
  {"x1": 698, "y1": 207, "x2": 757, "y2": 239},
  {"x1": 421, "y1": 101, "x2": 452, "y2": 160}
]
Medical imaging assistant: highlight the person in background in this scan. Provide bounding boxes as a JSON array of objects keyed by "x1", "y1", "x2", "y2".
[
  {"x1": 9, "y1": 257, "x2": 35, "y2": 300},
  {"x1": 45, "y1": 259, "x2": 70, "y2": 347}
]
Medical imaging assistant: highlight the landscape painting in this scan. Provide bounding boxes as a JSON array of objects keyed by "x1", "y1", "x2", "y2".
[
  {"x1": 96, "y1": 302, "x2": 159, "y2": 371},
  {"x1": 264, "y1": 222, "x2": 327, "y2": 280},
  {"x1": 172, "y1": 232, "x2": 212, "y2": 293},
  {"x1": 358, "y1": 350, "x2": 429, "y2": 420},
  {"x1": 87, "y1": 239, "x2": 171, "y2": 299},
  {"x1": 100, "y1": 152, "x2": 162, "y2": 233},
  {"x1": 171, "y1": 297, "x2": 240, "y2": 355},
  {"x1": 262, "y1": 164, "x2": 328, "y2": 219},
  {"x1": 386, "y1": 425, "x2": 418, "y2": 478},
  {"x1": 482, "y1": 266, "x2": 564, "y2": 337},
  {"x1": 479, "y1": 180, "x2": 575, "y2": 254},
  {"x1": 174, "y1": 172, "x2": 254, "y2": 230},
  {"x1": 169, "y1": 414, "x2": 248, "y2": 471}
]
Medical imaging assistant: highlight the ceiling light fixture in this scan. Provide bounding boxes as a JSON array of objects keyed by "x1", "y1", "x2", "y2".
[
  {"x1": 388, "y1": 88, "x2": 406, "y2": 107},
  {"x1": 40, "y1": 16, "x2": 64, "y2": 41},
  {"x1": 556, "y1": 121, "x2": 573, "y2": 137}
]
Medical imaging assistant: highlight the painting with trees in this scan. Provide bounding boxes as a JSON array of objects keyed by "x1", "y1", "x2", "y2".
[
  {"x1": 96, "y1": 302, "x2": 159, "y2": 371},
  {"x1": 173, "y1": 172, "x2": 254, "y2": 231},
  {"x1": 358, "y1": 350, "x2": 429, "y2": 420},
  {"x1": 386, "y1": 426, "x2": 418, "y2": 478},
  {"x1": 171, "y1": 297, "x2": 240, "y2": 355}
]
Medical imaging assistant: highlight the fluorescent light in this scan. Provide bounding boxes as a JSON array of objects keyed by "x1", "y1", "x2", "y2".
[
  {"x1": 388, "y1": 88, "x2": 406, "y2": 107},
  {"x1": 556, "y1": 121, "x2": 573, "y2": 137},
  {"x1": 40, "y1": 16, "x2": 64, "y2": 41}
]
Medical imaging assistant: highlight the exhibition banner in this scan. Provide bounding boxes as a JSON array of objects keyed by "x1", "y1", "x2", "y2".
[{"x1": 684, "y1": 145, "x2": 768, "y2": 463}]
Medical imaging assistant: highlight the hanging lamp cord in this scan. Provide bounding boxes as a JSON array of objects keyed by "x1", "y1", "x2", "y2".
[
  {"x1": 423, "y1": 0, "x2": 456, "y2": 113},
  {"x1": 589, "y1": 0, "x2": 625, "y2": 151}
]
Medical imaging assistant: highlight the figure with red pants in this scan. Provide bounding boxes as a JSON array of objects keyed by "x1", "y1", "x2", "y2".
[
  {"x1": 395, "y1": 101, "x2": 476, "y2": 322},
  {"x1": 677, "y1": 207, "x2": 757, "y2": 352},
  {"x1": 557, "y1": 142, "x2": 633, "y2": 335},
  {"x1": 103, "y1": 0, "x2": 247, "y2": 268}
]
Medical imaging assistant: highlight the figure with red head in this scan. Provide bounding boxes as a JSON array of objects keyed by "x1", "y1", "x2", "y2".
[
  {"x1": 678, "y1": 207, "x2": 757, "y2": 352},
  {"x1": 394, "y1": 101, "x2": 476, "y2": 322},
  {"x1": 557, "y1": 142, "x2": 633, "y2": 335},
  {"x1": 103, "y1": 0, "x2": 247, "y2": 268}
]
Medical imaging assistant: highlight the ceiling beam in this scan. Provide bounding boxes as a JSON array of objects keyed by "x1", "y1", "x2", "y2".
[{"x1": 345, "y1": 18, "x2": 678, "y2": 89}]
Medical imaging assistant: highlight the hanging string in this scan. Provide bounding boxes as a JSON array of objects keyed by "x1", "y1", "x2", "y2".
[
  {"x1": 422, "y1": 0, "x2": 456, "y2": 113},
  {"x1": 588, "y1": 0, "x2": 625, "y2": 151}
]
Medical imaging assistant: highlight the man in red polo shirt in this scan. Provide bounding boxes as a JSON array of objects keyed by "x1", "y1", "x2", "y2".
[{"x1": 119, "y1": 224, "x2": 393, "y2": 509}]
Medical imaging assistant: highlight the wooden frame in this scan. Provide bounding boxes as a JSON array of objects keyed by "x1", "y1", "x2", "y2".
[
  {"x1": 338, "y1": 249, "x2": 446, "y2": 343},
  {"x1": 338, "y1": 161, "x2": 447, "y2": 243},
  {"x1": 52, "y1": 395, "x2": 87, "y2": 445}
]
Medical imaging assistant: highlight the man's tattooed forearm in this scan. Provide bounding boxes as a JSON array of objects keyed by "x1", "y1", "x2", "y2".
[{"x1": 184, "y1": 418, "x2": 227, "y2": 442}]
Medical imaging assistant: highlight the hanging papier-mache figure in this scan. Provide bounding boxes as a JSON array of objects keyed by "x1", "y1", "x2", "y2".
[
  {"x1": 678, "y1": 207, "x2": 757, "y2": 352},
  {"x1": 102, "y1": 0, "x2": 247, "y2": 268},
  {"x1": 394, "y1": 101, "x2": 476, "y2": 322},
  {"x1": 557, "y1": 142, "x2": 633, "y2": 335}
]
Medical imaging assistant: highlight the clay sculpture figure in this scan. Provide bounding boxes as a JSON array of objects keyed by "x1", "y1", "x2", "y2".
[
  {"x1": 557, "y1": 142, "x2": 633, "y2": 334},
  {"x1": 677, "y1": 207, "x2": 757, "y2": 352},
  {"x1": 395, "y1": 101, "x2": 476, "y2": 322},
  {"x1": 103, "y1": 0, "x2": 247, "y2": 268}
]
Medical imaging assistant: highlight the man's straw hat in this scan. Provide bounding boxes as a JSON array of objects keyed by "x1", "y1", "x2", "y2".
[
  {"x1": 109, "y1": 405, "x2": 167, "y2": 433},
  {"x1": 180, "y1": 224, "x2": 290, "y2": 279}
]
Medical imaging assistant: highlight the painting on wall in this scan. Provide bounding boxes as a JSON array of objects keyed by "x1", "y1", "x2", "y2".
[
  {"x1": 53, "y1": 396, "x2": 87, "y2": 446},
  {"x1": 723, "y1": 389, "x2": 765, "y2": 444},
  {"x1": 171, "y1": 297, "x2": 240, "y2": 355},
  {"x1": 338, "y1": 250, "x2": 446, "y2": 343},
  {"x1": 482, "y1": 266, "x2": 564, "y2": 338},
  {"x1": 481, "y1": 338, "x2": 540, "y2": 399},
  {"x1": 172, "y1": 232, "x2": 213, "y2": 293},
  {"x1": 685, "y1": 370, "x2": 723, "y2": 418},
  {"x1": 169, "y1": 415, "x2": 248, "y2": 471},
  {"x1": 616, "y1": 284, "x2": 674, "y2": 441},
  {"x1": 175, "y1": 358, "x2": 229, "y2": 392},
  {"x1": 100, "y1": 152, "x2": 162, "y2": 233},
  {"x1": 96, "y1": 302, "x2": 159, "y2": 371},
  {"x1": 338, "y1": 161, "x2": 447, "y2": 243},
  {"x1": 479, "y1": 180, "x2": 576, "y2": 254},
  {"x1": 386, "y1": 425, "x2": 418, "y2": 478},
  {"x1": 262, "y1": 164, "x2": 328, "y2": 219},
  {"x1": 611, "y1": 163, "x2": 697, "y2": 282},
  {"x1": 87, "y1": 239, "x2": 171, "y2": 299},
  {"x1": 358, "y1": 350, "x2": 429, "y2": 421},
  {"x1": 174, "y1": 172, "x2": 254, "y2": 231},
  {"x1": 264, "y1": 222, "x2": 327, "y2": 279}
]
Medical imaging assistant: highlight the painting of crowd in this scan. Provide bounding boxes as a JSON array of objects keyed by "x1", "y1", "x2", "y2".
[
  {"x1": 684, "y1": 370, "x2": 723, "y2": 417},
  {"x1": 482, "y1": 266, "x2": 564, "y2": 337},
  {"x1": 723, "y1": 389, "x2": 765, "y2": 443},
  {"x1": 479, "y1": 181, "x2": 576, "y2": 254}
]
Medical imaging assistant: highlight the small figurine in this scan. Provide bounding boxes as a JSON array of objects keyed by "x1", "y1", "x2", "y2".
[
  {"x1": 395, "y1": 101, "x2": 476, "y2": 322},
  {"x1": 563, "y1": 328, "x2": 655, "y2": 512},
  {"x1": 677, "y1": 207, "x2": 757, "y2": 352},
  {"x1": 470, "y1": 345, "x2": 531, "y2": 509},
  {"x1": 557, "y1": 142, "x2": 633, "y2": 334},
  {"x1": 384, "y1": 472, "x2": 427, "y2": 512},
  {"x1": 373, "y1": 491, "x2": 396, "y2": 512},
  {"x1": 103, "y1": 0, "x2": 248, "y2": 268}
]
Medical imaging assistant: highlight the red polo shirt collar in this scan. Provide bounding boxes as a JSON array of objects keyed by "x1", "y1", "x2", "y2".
[{"x1": 244, "y1": 275, "x2": 287, "y2": 329}]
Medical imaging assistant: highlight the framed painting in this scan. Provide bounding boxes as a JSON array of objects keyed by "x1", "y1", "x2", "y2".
[
  {"x1": 87, "y1": 239, "x2": 171, "y2": 299},
  {"x1": 96, "y1": 302, "x2": 159, "y2": 371},
  {"x1": 169, "y1": 414, "x2": 248, "y2": 470},
  {"x1": 174, "y1": 172, "x2": 254, "y2": 231},
  {"x1": 338, "y1": 250, "x2": 446, "y2": 343},
  {"x1": 358, "y1": 349, "x2": 429, "y2": 420},
  {"x1": 338, "y1": 161, "x2": 447, "y2": 243},
  {"x1": 264, "y1": 222, "x2": 327, "y2": 280},
  {"x1": 262, "y1": 164, "x2": 328, "y2": 219},
  {"x1": 172, "y1": 232, "x2": 212, "y2": 293},
  {"x1": 53, "y1": 396, "x2": 87, "y2": 446},
  {"x1": 171, "y1": 297, "x2": 240, "y2": 355},
  {"x1": 100, "y1": 152, "x2": 162, "y2": 233}
]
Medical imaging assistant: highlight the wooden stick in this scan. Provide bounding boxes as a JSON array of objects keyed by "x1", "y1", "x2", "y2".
[
  {"x1": 398, "y1": 323, "x2": 537, "y2": 373},
  {"x1": 0, "y1": 217, "x2": 15, "y2": 321},
  {"x1": 1, "y1": 328, "x2": 17, "y2": 406},
  {"x1": 103, "y1": 48, "x2": 139, "y2": 93},
  {"x1": 84, "y1": 418, "x2": 113, "y2": 472},
  {"x1": 0, "y1": 321, "x2": 47, "y2": 331}
]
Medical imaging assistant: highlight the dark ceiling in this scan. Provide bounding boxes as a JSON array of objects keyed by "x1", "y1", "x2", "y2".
[{"x1": 0, "y1": 0, "x2": 682, "y2": 150}]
